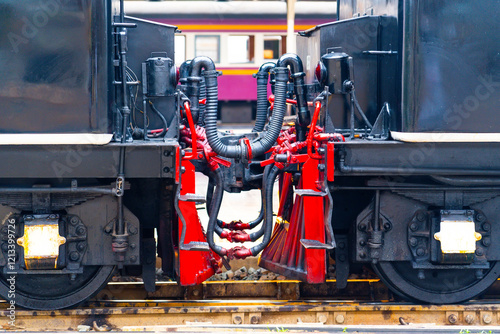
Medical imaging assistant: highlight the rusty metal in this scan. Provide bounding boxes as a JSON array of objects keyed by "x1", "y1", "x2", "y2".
[
  {"x1": 1, "y1": 279, "x2": 500, "y2": 330},
  {"x1": 4, "y1": 299, "x2": 500, "y2": 331}
]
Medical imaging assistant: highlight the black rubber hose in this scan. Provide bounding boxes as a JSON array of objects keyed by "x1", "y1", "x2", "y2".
[
  {"x1": 201, "y1": 57, "x2": 288, "y2": 160},
  {"x1": 149, "y1": 102, "x2": 168, "y2": 137},
  {"x1": 178, "y1": 60, "x2": 191, "y2": 86},
  {"x1": 198, "y1": 76, "x2": 206, "y2": 126},
  {"x1": 247, "y1": 165, "x2": 272, "y2": 241},
  {"x1": 187, "y1": 57, "x2": 216, "y2": 124},
  {"x1": 253, "y1": 62, "x2": 276, "y2": 132},
  {"x1": 247, "y1": 67, "x2": 289, "y2": 158},
  {"x1": 206, "y1": 168, "x2": 226, "y2": 256},
  {"x1": 277, "y1": 53, "x2": 310, "y2": 141},
  {"x1": 249, "y1": 165, "x2": 280, "y2": 255}
]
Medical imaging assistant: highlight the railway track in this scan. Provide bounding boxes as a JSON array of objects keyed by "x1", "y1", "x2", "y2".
[{"x1": 2, "y1": 279, "x2": 500, "y2": 331}]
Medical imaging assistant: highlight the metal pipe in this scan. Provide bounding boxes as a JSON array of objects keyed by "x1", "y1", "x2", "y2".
[
  {"x1": 253, "y1": 62, "x2": 276, "y2": 132},
  {"x1": 276, "y1": 53, "x2": 310, "y2": 141},
  {"x1": 338, "y1": 155, "x2": 500, "y2": 176}
]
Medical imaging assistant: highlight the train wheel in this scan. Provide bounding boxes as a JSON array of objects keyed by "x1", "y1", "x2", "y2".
[
  {"x1": 0, "y1": 265, "x2": 114, "y2": 310},
  {"x1": 373, "y1": 261, "x2": 500, "y2": 304}
]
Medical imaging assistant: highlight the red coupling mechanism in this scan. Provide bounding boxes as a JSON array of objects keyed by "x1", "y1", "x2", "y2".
[
  {"x1": 222, "y1": 220, "x2": 251, "y2": 230},
  {"x1": 219, "y1": 230, "x2": 251, "y2": 243},
  {"x1": 227, "y1": 246, "x2": 253, "y2": 260}
]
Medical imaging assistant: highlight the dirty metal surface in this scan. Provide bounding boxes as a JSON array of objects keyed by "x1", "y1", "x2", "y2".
[
  {"x1": 95, "y1": 279, "x2": 391, "y2": 301},
  {"x1": 3, "y1": 300, "x2": 500, "y2": 331},
  {"x1": 1, "y1": 279, "x2": 500, "y2": 331}
]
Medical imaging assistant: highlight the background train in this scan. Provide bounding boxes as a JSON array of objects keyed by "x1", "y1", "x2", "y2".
[
  {"x1": 0, "y1": 0, "x2": 499, "y2": 311},
  {"x1": 126, "y1": 1, "x2": 336, "y2": 122}
]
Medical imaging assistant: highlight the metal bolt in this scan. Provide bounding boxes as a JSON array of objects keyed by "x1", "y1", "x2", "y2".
[
  {"x1": 77, "y1": 242, "x2": 85, "y2": 252},
  {"x1": 104, "y1": 225, "x2": 112, "y2": 234},
  {"x1": 70, "y1": 217, "x2": 79, "y2": 225},
  {"x1": 465, "y1": 314, "x2": 475, "y2": 324},
  {"x1": 76, "y1": 226, "x2": 86, "y2": 236},
  {"x1": 416, "y1": 248, "x2": 425, "y2": 256},
  {"x1": 359, "y1": 239, "x2": 366, "y2": 247},
  {"x1": 130, "y1": 255, "x2": 137, "y2": 263},
  {"x1": 69, "y1": 251, "x2": 80, "y2": 261},
  {"x1": 317, "y1": 148, "x2": 326, "y2": 155},
  {"x1": 338, "y1": 242, "x2": 345, "y2": 249},
  {"x1": 318, "y1": 164, "x2": 325, "y2": 171},
  {"x1": 409, "y1": 237, "x2": 418, "y2": 247},
  {"x1": 285, "y1": 288, "x2": 292, "y2": 295},
  {"x1": 358, "y1": 223, "x2": 367, "y2": 231},
  {"x1": 483, "y1": 314, "x2": 492, "y2": 324},
  {"x1": 410, "y1": 223, "x2": 418, "y2": 231},
  {"x1": 130, "y1": 243, "x2": 136, "y2": 250},
  {"x1": 383, "y1": 222, "x2": 392, "y2": 231},
  {"x1": 163, "y1": 167, "x2": 170, "y2": 173},
  {"x1": 128, "y1": 226, "x2": 138, "y2": 235},
  {"x1": 180, "y1": 166, "x2": 186, "y2": 174},
  {"x1": 335, "y1": 314, "x2": 345, "y2": 324},
  {"x1": 192, "y1": 289, "x2": 200, "y2": 296},
  {"x1": 466, "y1": 210, "x2": 473, "y2": 216},
  {"x1": 416, "y1": 212, "x2": 426, "y2": 222},
  {"x1": 476, "y1": 213, "x2": 485, "y2": 222},
  {"x1": 163, "y1": 151, "x2": 171, "y2": 157},
  {"x1": 475, "y1": 248, "x2": 484, "y2": 257},
  {"x1": 482, "y1": 222, "x2": 491, "y2": 232},
  {"x1": 359, "y1": 252, "x2": 366, "y2": 259},
  {"x1": 482, "y1": 237, "x2": 491, "y2": 247},
  {"x1": 448, "y1": 313, "x2": 458, "y2": 324},
  {"x1": 318, "y1": 314, "x2": 327, "y2": 324},
  {"x1": 233, "y1": 316, "x2": 242, "y2": 325},
  {"x1": 250, "y1": 315, "x2": 260, "y2": 324}
]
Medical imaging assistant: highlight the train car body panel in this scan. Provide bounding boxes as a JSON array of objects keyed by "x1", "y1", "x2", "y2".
[{"x1": 0, "y1": 0, "x2": 112, "y2": 134}]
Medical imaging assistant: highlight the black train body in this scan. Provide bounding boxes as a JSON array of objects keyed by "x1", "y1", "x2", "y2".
[
  {"x1": 0, "y1": 0, "x2": 180, "y2": 309},
  {"x1": 297, "y1": 0, "x2": 500, "y2": 303}
]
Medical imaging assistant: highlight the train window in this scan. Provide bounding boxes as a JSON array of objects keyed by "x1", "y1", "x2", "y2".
[
  {"x1": 175, "y1": 35, "x2": 186, "y2": 65},
  {"x1": 195, "y1": 35, "x2": 220, "y2": 63},
  {"x1": 264, "y1": 36, "x2": 286, "y2": 60},
  {"x1": 228, "y1": 35, "x2": 255, "y2": 64}
]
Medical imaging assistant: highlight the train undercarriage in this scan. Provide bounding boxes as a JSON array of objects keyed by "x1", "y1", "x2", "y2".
[{"x1": 0, "y1": 0, "x2": 498, "y2": 310}]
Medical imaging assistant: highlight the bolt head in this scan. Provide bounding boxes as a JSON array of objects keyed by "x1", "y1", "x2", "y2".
[
  {"x1": 69, "y1": 251, "x2": 80, "y2": 261},
  {"x1": 335, "y1": 314, "x2": 345, "y2": 324},
  {"x1": 416, "y1": 248, "x2": 425, "y2": 256},
  {"x1": 448, "y1": 314, "x2": 458, "y2": 324},
  {"x1": 482, "y1": 237, "x2": 491, "y2": 247},
  {"x1": 76, "y1": 226, "x2": 86, "y2": 236},
  {"x1": 409, "y1": 237, "x2": 418, "y2": 247},
  {"x1": 70, "y1": 217, "x2": 79, "y2": 225},
  {"x1": 482, "y1": 222, "x2": 491, "y2": 232},
  {"x1": 410, "y1": 223, "x2": 418, "y2": 231},
  {"x1": 358, "y1": 223, "x2": 367, "y2": 231}
]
